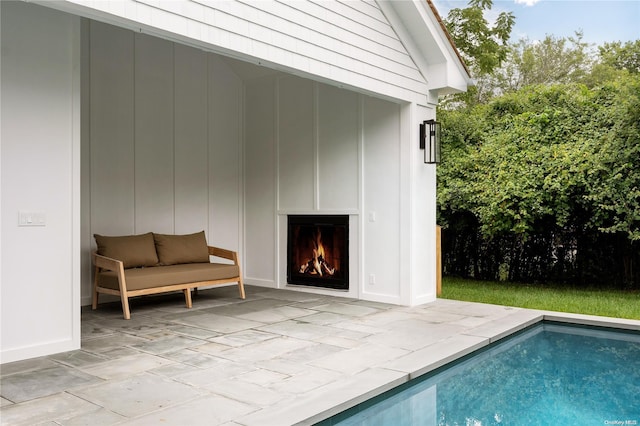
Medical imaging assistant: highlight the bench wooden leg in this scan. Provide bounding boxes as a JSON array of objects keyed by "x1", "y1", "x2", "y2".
[
  {"x1": 120, "y1": 293, "x2": 131, "y2": 320},
  {"x1": 238, "y1": 277, "x2": 246, "y2": 299},
  {"x1": 184, "y1": 288, "x2": 193, "y2": 308},
  {"x1": 92, "y1": 267, "x2": 100, "y2": 310},
  {"x1": 92, "y1": 289, "x2": 99, "y2": 310}
]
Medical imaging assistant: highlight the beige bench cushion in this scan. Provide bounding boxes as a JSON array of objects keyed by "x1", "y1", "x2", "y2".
[
  {"x1": 153, "y1": 231, "x2": 209, "y2": 265},
  {"x1": 97, "y1": 263, "x2": 240, "y2": 291},
  {"x1": 94, "y1": 232, "x2": 158, "y2": 269}
]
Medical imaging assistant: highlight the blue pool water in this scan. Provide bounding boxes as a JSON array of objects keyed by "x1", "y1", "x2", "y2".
[{"x1": 320, "y1": 323, "x2": 640, "y2": 426}]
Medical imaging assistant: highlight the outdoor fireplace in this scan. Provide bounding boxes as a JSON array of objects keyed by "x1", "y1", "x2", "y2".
[{"x1": 287, "y1": 215, "x2": 349, "y2": 290}]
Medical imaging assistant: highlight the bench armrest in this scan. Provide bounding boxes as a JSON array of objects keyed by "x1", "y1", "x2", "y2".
[
  {"x1": 208, "y1": 246, "x2": 239, "y2": 264},
  {"x1": 92, "y1": 252, "x2": 124, "y2": 271}
]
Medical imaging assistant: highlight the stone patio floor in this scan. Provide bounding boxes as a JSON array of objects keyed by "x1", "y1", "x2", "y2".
[{"x1": 2, "y1": 285, "x2": 639, "y2": 426}]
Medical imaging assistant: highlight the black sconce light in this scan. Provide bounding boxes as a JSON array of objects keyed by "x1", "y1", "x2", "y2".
[{"x1": 419, "y1": 119, "x2": 441, "y2": 164}]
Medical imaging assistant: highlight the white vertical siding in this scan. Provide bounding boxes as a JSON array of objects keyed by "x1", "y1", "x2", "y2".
[
  {"x1": 134, "y1": 33, "x2": 175, "y2": 234},
  {"x1": 278, "y1": 76, "x2": 315, "y2": 211},
  {"x1": 57, "y1": 0, "x2": 429, "y2": 103},
  {"x1": 90, "y1": 23, "x2": 136, "y2": 236},
  {"x1": 318, "y1": 84, "x2": 360, "y2": 211},
  {"x1": 209, "y1": 54, "x2": 243, "y2": 251},
  {"x1": 244, "y1": 77, "x2": 277, "y2": 285},
  {"x1": 362, "y1": 96, "x2": 402, "y2": 301},
  {"x1": 174, "y1": 44, "x2": 209, "y2": 235},
  {"x1": 87, "y1": 21, "x2": 244, "y2": 298},
  {"x1": 1, "y1": 1, "x2": 81, "y2": 362}
]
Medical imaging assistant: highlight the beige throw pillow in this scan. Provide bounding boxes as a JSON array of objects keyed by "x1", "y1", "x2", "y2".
[
  {"x1": 153, "y1": 231, "x2": 209, "y2": 265},
  {"x1": 94, "y1": 232, "x2": 159, "y2": 269}
]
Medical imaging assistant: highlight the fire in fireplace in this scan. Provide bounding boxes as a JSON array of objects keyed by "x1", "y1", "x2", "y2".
[{"x1": 287, "y1": 215, "x2": 349, "y2": 290}]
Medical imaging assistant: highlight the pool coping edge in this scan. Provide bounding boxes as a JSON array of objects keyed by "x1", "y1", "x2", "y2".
[{"x1": 296, "y1": 309, "x2": 640, "y2": 425}]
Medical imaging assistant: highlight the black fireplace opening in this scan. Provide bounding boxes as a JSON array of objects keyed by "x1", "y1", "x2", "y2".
[{"x1": 287, "y1": 215, "x2": 349, "y2": 290}]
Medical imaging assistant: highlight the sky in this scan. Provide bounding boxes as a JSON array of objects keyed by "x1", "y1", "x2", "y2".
[{"x1": 431, "y1": 0, "x2": 640, "y2": 46}]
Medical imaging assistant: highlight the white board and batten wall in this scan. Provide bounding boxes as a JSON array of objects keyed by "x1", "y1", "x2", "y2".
[
  {"x1": 1, "y1": 2, "x2": 82, "y2": 363},
  {"x1": 88, "y1": 20, "x2": 243, "y2": 262}
]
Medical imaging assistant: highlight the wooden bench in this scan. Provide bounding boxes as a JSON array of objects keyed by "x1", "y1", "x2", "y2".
[{"x1": 92, "y1": 232, "x2": 245, "y2": 319}]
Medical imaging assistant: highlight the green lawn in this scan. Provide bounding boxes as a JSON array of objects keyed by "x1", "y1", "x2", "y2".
[{"x1": 440, "y1": 276, "x2": 640, "y2": 320}]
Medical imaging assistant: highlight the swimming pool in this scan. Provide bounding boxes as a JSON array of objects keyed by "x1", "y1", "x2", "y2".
[{"x1": 318, "y1": 322, "x2": 640, "y2": 425}]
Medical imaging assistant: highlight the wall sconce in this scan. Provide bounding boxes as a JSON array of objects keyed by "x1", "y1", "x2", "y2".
[{"x1": 419, "y1": 119, "x2": 441, "y2": 164}]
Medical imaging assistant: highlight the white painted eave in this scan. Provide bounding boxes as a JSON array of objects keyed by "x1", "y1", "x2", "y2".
[{"x1": 377, "y1": 0, "x2": 472, "y2": 102}]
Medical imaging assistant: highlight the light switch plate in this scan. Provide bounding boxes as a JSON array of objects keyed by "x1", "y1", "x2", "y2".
[{"x1": 19, "y1": 211, "x2": 46, "y2": 227}]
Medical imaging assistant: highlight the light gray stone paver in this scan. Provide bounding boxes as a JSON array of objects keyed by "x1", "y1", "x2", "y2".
[
  {"x1": 121, "y1": 395, "x2": 257, "y2": 426},
  {"x1": 310, "y1": 302, "x2": 380, "y2": 317},
  {"x1": 101, "y1": 319, "x2": 176, "y2": 337},
  {"x1": 78, "y1": 352, "x2": 176, "y2": 380},
  {"x1": 165, "y1": 324, "x2": 221, "y2": 339},
  {"x1": 149, "y1": 361, "x2": 204, "y2": 378},
  {"x1": 295, "y1": 311, "x2": 349, "y2": 325},
  {"x1": 254, "y1": 358, "x2": 311, "y2": 376},
  {"x1": 49, "y1": 350, "x2": 108, "y2": 368},
  {"x1": 465, "y1": 309, "x2": 544, "y2": 342},
  {"x1": 268, "y1": 366, "x2": 342, "y2": 395},
  {"x1": 278, "y1": 342, "x2": 344, "y2": 364},
  {"x1": 308, "y1": 343, "x2": 410, "y2": 374},
  {"x1": 90, "y1": 346, "x2": 140, "y2": 360},
  {"x1": 256, "y1": 320, "x2": 340, "y2": 341},
  {"x1": 205, "y1": 377, "x2": 286, "y2": 407},
  {"x1": 355, "y1": 309, "x2": 423, "y2": 327},
  {"x1": 385, "y1": 333, "x2": 490, "y2": 379},
  {"x1": 313, "y1": 334, "x2": 364, "y2": 349},
  {"x1": 80, "y1": 322, "x2": 116, "y2": 340},
  {"x1": 207, "y1": 329, "x2": 278, "y2": 347},
  {"x1": 237, "y1": 367, "x2": 408, "y2": 426},
  {"x1": 236, "y1": 305, "x2": 316, "y2": 323},
  {"x1": 0, "y1": 357, "x2": 59, "y2": 376},
  {"x1": 56, "y1": 407, "x2": 126, "y2": 426},
  {"x1": 69, "y1": 373, "x2": 203, "y2": 418},
  {"x1": 0, "y1": 365, "x2": 102, "y2": 403},
  {"x1": 80, "y1": 333, "x2": 148, "y2": 354},
  {"x1": 0, "y1": 393, "x2": 101, "y2": 426},
  {"x1": 323, "y1": 320, "x2": 383, "y2": 336},
  {"x1": 211, "y1": 335, "x2": 317, "y2": 363},
  {"x1": 3, "y1": 285, "x2": 638, "y2": 426},
  {"x1": 199, "y1": 298, "x2": 291, "y2": 317},
  {"x1": 159, "y1": 348, "x2": 229, "y2": 369},
  {"x1": 188, "y1": 340, "x2": 231, "y2": 356},
  {"x1": 173, "y1": 312, "x2": 265, "y2": 334},
  {"x1": 364, "y1": 319, "x2": 466, "y2": 351},
  {"x1": 130, "y1": 334, "x2": 203, "y2": 354},
  {"x1": 235, "y1": 368, "x2": 289, "y2": 386},
  {"x1": 449, "y1": 314, "x2": 494, "y2": 328},
  {"x1": 174, "y1": 360, "x2": 257, "y2": 386}
]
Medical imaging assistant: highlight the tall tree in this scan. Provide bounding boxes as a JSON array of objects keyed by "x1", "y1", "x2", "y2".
[
  {"x1": 444, "y1": 0, "x2": 515, "y2": 74},
  {"x1": 441, "y1": 0, "x2": 515, "y2": 108},
  {"x1": 598, "y1": 40, "x2": 640, "y2": 74},
  {"x1": 492, "y1": 33, "x2": 593, "y2": 94}
]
